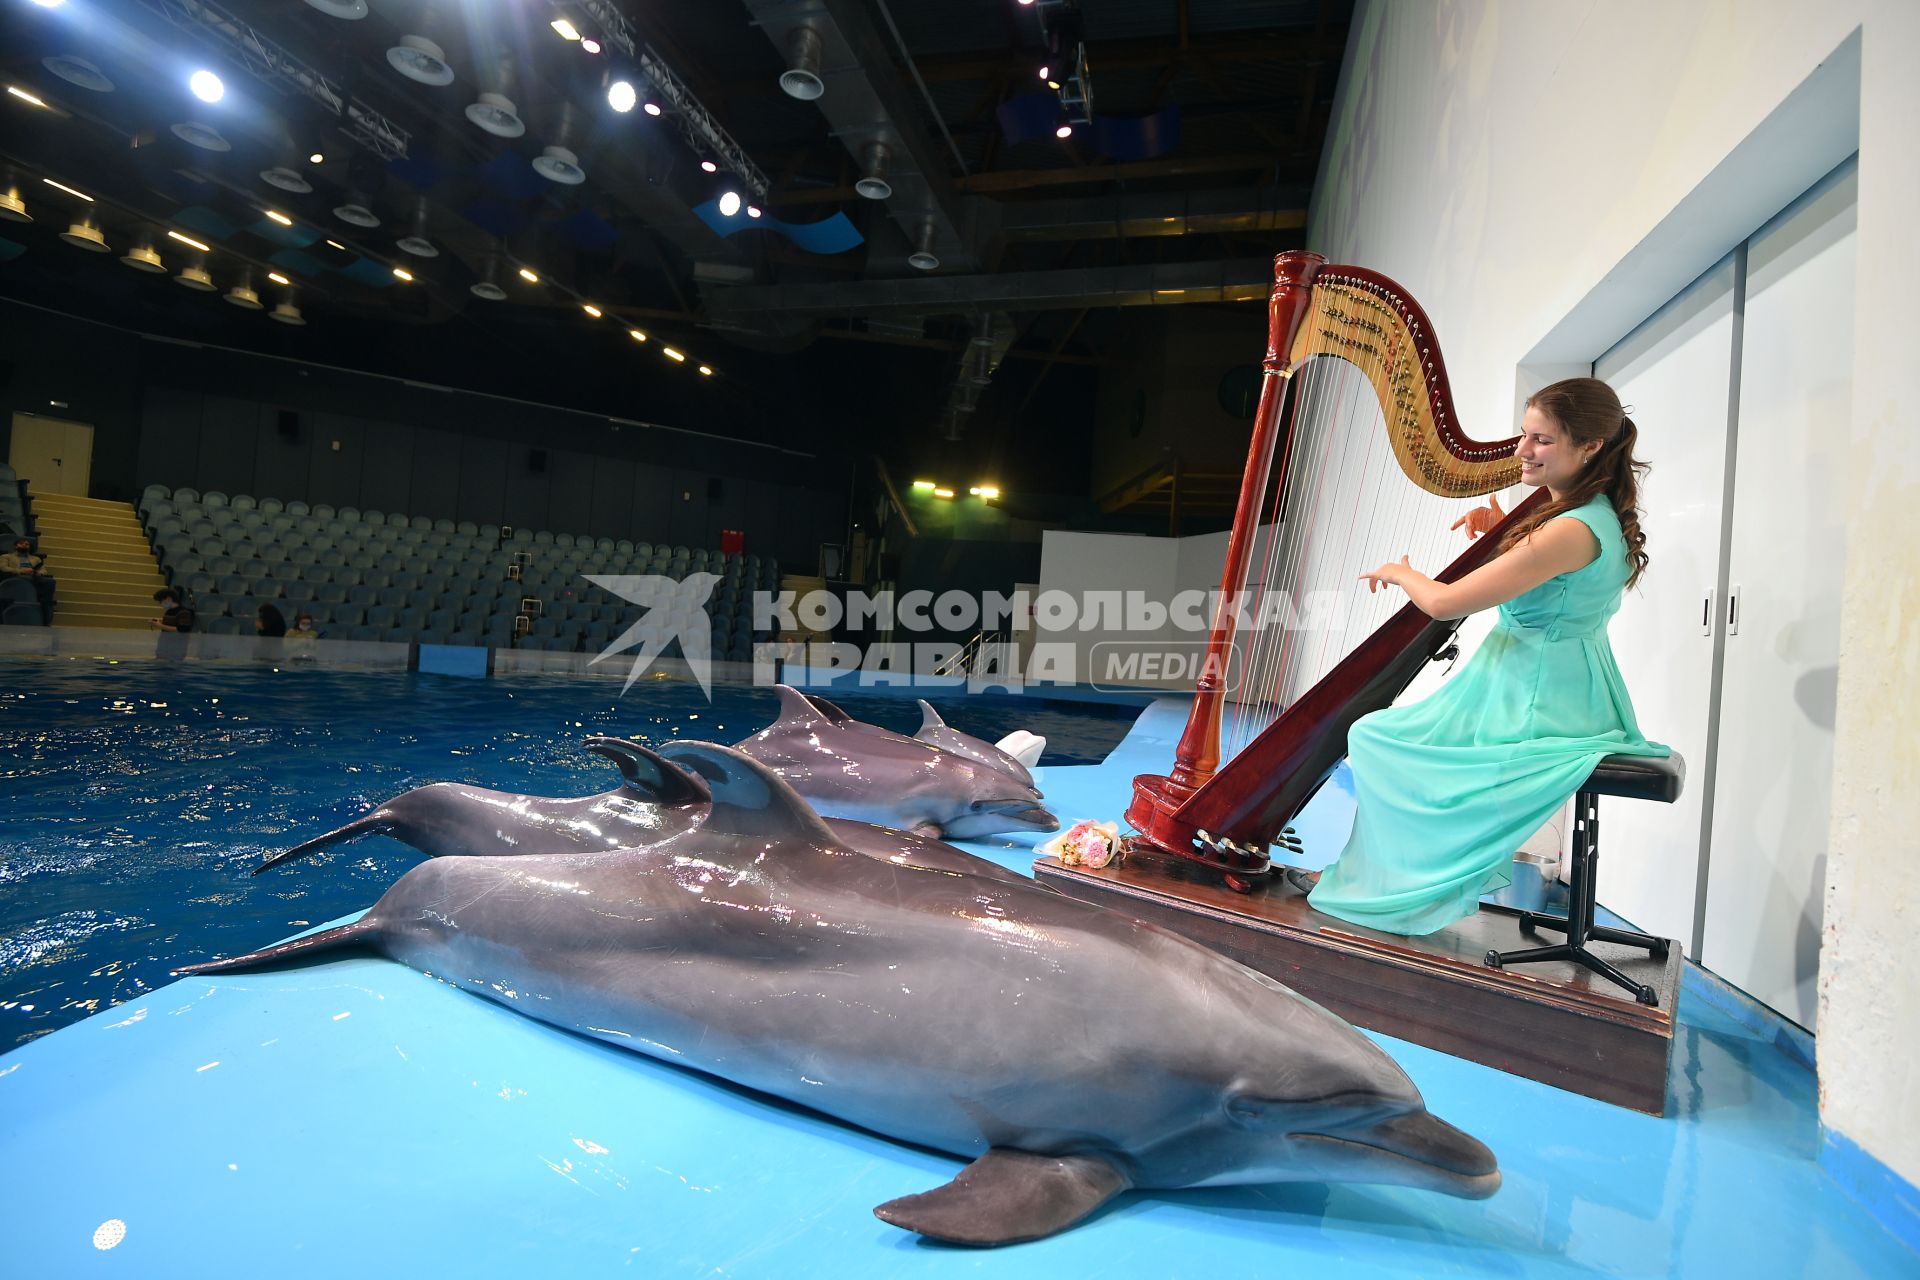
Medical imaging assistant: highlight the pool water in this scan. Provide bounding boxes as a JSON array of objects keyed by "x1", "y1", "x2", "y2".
[{"x1": 0, "y1": 658, "x2": 1140, "y2": 1052}]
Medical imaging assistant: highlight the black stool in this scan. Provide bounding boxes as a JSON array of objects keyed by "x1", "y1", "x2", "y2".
[{"x1": 1484, "y1": 751, "x2": 1686, "y2": 1006}]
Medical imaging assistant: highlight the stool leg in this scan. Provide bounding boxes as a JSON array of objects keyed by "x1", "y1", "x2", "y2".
[{"x1": 1487, "y1": 788, "x2": 1662, "y2": 1005}]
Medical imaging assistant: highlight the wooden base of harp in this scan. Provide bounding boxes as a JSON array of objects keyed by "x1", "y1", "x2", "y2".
[{"x1": 1035, "y1": 845, "x2": 1681, "y2": 1116}]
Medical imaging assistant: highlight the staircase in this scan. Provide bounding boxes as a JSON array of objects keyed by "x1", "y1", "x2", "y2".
[{"x1": 25, "y1": 493, "x2": 167, "y2": 629}]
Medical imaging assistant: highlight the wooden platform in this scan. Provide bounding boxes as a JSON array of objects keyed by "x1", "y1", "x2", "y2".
[{"x1": 1036, "y1": 847, "x2": 1682, "y2": 1115}]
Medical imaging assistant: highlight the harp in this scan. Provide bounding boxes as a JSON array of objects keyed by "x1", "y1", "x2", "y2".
[{"x1": 1123, "y1": 250, "x2": 1540, "y2": 890}]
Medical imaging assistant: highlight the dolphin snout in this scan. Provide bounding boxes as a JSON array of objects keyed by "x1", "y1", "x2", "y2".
[
  {"x1": 1292, "y1": 1109, "x2": 1500, "y2": 1199},
  {"x1": 973, "y1": 798, "x2": 1060, "y2": 832}
]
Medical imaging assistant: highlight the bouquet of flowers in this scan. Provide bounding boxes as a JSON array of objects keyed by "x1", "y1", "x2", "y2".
[{"x1": 1039, "y1": 819, "x2": 1122, "y2": 870}]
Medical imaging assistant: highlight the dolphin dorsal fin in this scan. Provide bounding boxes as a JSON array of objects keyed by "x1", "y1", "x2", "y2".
[
  {"x1": 655, "y1": 741, "x2": 839, "y2": 846},
  {"x1": 801, "y1": 693, "x2": 855, "y2": 724},
  {"x1": 771, "y1": 684, "x2": 829, "y2": 730},
  {"x1": 583, "y1": 736, "x2": 710, "y2": 807},
  {"x1": 916, "y1": 699, "x2": 947, "y2": 734}
]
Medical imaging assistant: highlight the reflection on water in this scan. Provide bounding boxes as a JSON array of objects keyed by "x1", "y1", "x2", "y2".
[{"x1": 0, "y1": 659, "x2": 1140, "y2": 1051}]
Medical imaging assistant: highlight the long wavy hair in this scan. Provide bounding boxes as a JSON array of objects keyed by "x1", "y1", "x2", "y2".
[{"x1": 1499, "y1": 377, "x2": 1651, "y2": 589}]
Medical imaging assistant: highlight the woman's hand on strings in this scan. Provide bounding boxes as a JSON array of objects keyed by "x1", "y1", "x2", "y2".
[
  {"x1": 1360, "y1": 555, "x2": 1416, "y2": 595},
  {"x1": 1450, "y1": 492, "x2": 1505, "y2": 541}
]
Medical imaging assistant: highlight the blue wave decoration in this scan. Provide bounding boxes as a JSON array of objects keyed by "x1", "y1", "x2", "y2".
[{"x1": 693, "y1": 201, "x2": 864, "y2": 255}]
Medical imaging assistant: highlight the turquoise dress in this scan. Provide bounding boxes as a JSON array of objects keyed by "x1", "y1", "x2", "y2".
[{"x1": 1306, "y1": 495, "x2": 1669, "y2": 936}]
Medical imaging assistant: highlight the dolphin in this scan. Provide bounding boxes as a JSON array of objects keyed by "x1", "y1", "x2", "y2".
[
  {"x1": 177, "y1": 741, "x2": 1498, "y2": 1246},
  {"x1": 255, "y1": 735, "x2": 1030, "y2": 889},
  {"x1": 740, "y1": 685, "x2": 1059, "y2": 839},
  {"x1": 912, "y1": 699, "x2": 1042, "y2": 790}
]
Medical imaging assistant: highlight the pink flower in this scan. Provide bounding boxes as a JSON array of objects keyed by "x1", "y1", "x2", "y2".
[{"x1": 1042, "y1": 819, "x2": 1120, "y2": 869}]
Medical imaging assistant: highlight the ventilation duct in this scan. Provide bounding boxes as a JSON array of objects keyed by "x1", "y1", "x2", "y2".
[
  {"x1": 779, "y1": 26, "x2": 825, "y2": 100},
  {"x1": 121, "y1": 243, "x2": 165, "y2": 272},
  {"x1": 855, "y1": 142, "x2": 892, "y2": 200},
  {"x1": 907, "y1": 218, "x2": 938, "y2": 271},
  {"x1": 59, "y1": 218, "x2": 110, "y2": 252}
]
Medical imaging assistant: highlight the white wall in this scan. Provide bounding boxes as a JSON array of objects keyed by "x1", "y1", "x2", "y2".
[{"x1": 1311, "y1": 0, "x2": 1917, "y2": 1189}]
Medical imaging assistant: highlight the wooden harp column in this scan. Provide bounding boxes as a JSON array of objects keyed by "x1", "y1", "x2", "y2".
[{"x1": 1124, "y1": 250, "x2": 1533, "y2": 889}]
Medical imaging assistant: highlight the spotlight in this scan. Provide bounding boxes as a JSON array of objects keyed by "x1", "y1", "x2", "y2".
[
  {"x1": 517, "y1": 266, "x2": 539, "y2": 283},
  {"x1": 309, "y1": 152, "x2": 325, "y2": 164},
  {"x1": 932, "y1": 487, "x2": 955, "y2": 499},
  {"x1": 189, "y1": 70, "x2": 224, "y2": 103},
  {"x1": 717, "y1": 189, "x2": 741, "y2": 218},
  {"x1": 911, "y1": 480, "x2": 935, "y2": 491},
  {"x1": 606, "y1": 78, "x2": 636, "y2": 113},
  {"x1": 1038, "y1": 66, "x2": 1049, "y2": 80},
  {"x1": 581, "y1": 303, "x2": 602, "y2": 318},
  {"x1": 700, "y1": 159, "x2": 718, "y2": 174},
  {"x1": 1055, "y1": 123, "x2": 1073, "y2": 139},
  {"x1": 642, "y1": 100, "x2": 662, "y2": 117},
  {"x1": 581, "y1": 38, "x2": 602, "y2": 55},
  {"x1": 746, "y1": 204, "x2": 762, "y2": 219},
  {"x1": 550, "y1": 19, "x2": 581, "y2": 41}
]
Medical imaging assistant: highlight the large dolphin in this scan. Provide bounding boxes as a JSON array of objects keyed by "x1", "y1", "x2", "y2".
[
  {"x1": 740, "y1": 686, "x2": 1059, "y2": 839},
  {"x1": 256, "y1": 735, "x2": 1029, "y2": 888},
  {"x1": 178, "y1": 741, "x2": 1497, "y2": 1246}
]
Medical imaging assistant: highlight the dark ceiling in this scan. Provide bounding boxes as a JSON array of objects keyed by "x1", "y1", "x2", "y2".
[{"x1": 0, "y1": 0, "x2": 1350, "y2": 490}]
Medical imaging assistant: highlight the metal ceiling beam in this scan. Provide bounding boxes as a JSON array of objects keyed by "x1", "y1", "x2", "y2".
[
  {"x1": 703, "y1": 259, "x2": 1273, "y2": 318},
  {"x1": 954, "y1": 151, "x2": 1289, "y2": 195},
  {"x1": 992, "y1": 186, "x2": 1309, "y2": 241}
]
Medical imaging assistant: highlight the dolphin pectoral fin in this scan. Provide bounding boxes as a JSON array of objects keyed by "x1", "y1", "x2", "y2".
[
  {"x1": 911, "y1": 821, "x2": 944, "y2": 839},
  {"x1": 583, "y1": 735, "x2": 711, "y2": 807},
  {"x1": 172, "y1": 918, "x2": 380, "y2": 976},
  {"x1": 873, "y1": 1148, "x2": 1131, "y2": 1246}
]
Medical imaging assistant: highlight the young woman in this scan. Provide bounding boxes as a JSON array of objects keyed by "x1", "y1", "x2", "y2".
[{"x1": 1300, "y1": 377, "x2": 1670, "y2": 936}]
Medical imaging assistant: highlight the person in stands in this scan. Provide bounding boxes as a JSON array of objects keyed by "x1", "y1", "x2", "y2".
[{"x1": 150, "y1": 587, "x2": 195, "y2": 633}]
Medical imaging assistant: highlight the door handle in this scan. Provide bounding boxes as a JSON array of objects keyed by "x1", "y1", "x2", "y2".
[
  {"x1": 1701, "y1": 588, "x2": 1715, "y2": 637},
  {"x1": 1726, "y1": 585, "x2": 1741, "y2": 636}
]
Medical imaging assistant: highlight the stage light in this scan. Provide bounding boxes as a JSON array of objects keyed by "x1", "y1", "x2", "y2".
[
  {"x1": 189, "y1": 70, "x2": 223, "y2": 103},
  {"x1": 911, "y1": 480, "x2": 935, "y2": 491},
  {"x1": 167, "y1": 229, "x2": 209, "y2": 251},
  {"x1": 7, "y1": 86, "x2": 48, "y2": 108},
  {"x1": 309, "y1": 152, "x2": 325, "y2": 164},
  {"x1": 970, "y1": 485, "x2": 1000, "y2": 500},
  {"x1": 628, "y1": 328, "x2": 647, "y2": 342},
  {"x1": 580, "y1": 37, "x2": 601, "y2": 54},
  {"x1": 717, "y1": 190, "x2": 741, "y2": 218},
  {"x1": 663, "y1": 346, "x2": 685, "y2": 362},
  {"x1": 700, "y1": 159, "x2": 718, "y2": 174},
  {"x1": 518, "y1": 266, "x2": 539, "y2": 283},
  {"x1": 550, "y1": 18, "x2": 581, "y2": 41},
  {"x1": 642, "y1": 100, "x2": 662, "y2": 117},
  {"x1": 746, "y1": 204, "x2": 762, "y2": 219},
  {"x1": 43, "y1": 178, "x2": 92, "y2": 201},
  {"x1": 1038, "y1": 66, "x2": 1049, "y2": 80},
  {"x1": 392, "y1": 265, "x2": 413, "y2": 281},
  {"x1": 582, "y1": 304, "x2": 602, "y2": 318},
  {"x1": 265, "y1": 209, "x2": 292, "y2": 226},
  {"x1": 1046, "y1": 79, "x2": 1061, "y2": 90},
  {"x1": 933, "y1": 487, "x2": 955, "y2": 499},
  {"x1": 606, "y1": 78, "x2": 636, "y2": 113},
  {"x1": 1055, "y1": 123, "x2": 1073, "y2": 138}
]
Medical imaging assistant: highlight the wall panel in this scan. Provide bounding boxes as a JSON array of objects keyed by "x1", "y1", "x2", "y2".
[
  {"x1": 358, "y1": 425, "x2": 414, "y2": 515},
  {"x1": 409, "y1": 427, "x2": 461, "y2": 519},
  {"x1": 629, "y1": 464, "x2": 673, "y2": 546},
  {"x1": 589, "y1": 455, "x2": 635, "y2": 541},
  {"x1": 305, "y1": 413, "x2": 366, "y2": 508},
  {"x1": 548, "y1": 450, "x2": 599, "y2": 537},
  {"x1": 196, "y1": 397, "x2": 258, "y2": 497},
  {"x1": 139, "y1": 387, "x2": 202, "y2": 493},
  {"x1": 457, "y1": 437, "x2": 510, "y2": 527},
  {"x1": 251, "y1": 406, "x2": 310, "y2": 503}
]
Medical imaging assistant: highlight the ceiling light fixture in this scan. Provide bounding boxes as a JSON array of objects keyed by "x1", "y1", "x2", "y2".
[
  {"x1": 386, "y1": 35, "x2": 454, "y2": 87},
  {"x1": 42, "y1": 177, "x2": 91, "y2": 201},
  {"x1": 717, "y1": 190, "x2": 741, "y2": 217},
  {"x1": 532, "y1": 145, "x2": 585, "y2": 185},
  {"x1": 59, "y1": 218, "x2": 109, "y2": 252},
  {"x1": 41, "y1": 56, "x2": 112, "y2": 93},
  {"x1": 550, "y1": 18, "x2": 581, "y2": 41},
  {"x1": 932, "y1": 487, "x2": 955, "y2": 499},
  {"x1": 1055, "y1": 123, "x2": 1073, "y2": 139},
  {"x1": 188, "y1": 69, "x2": 224, "y2": 103},
  {"x1": 267, "y1": 271, "x2": 290, "y2": 285},
  {"x1": 324, "y1": 239, "x2": 346, "y2": 250},
  {"x1": 697, "y1": 365, "x2": 712, "y2": 376},
  {"x1": 628, "y1": 328, "x2": 647, "y2": 342},
  {"x1": 121, "y1": 244, "x2": 165, "y2": 272},
  {"x1": 662, "y1": 347, "x2": 685, "y2": 362},
  {"x1": 309, "y1": 152, "x2": 325, "y2": 164},
  {"x1": 581, "y1": 304, "x2": 602, "y2": 318},
  {"x1": 641, "y1": 100, "x2": 662, "y2": 117},
  {"x1": 175, "y1": 264, "x2": 215, "y2": 291},
  {"x1": 1038, "y1": 66, "x2": 1049, "y2": 80},
  {"x1": 7, "y1": 86, "x2": 48, "y2": 108},
  {"x1": 466, "y1": 91, "x2": 525, "y2": 137},
  {"x1": 265, "y1": 209, "x2": 293, "y2": 226},
  {"x1": 167, "y1": 229, "x2": 210, "y2": 251},
  {"x1": 746, "y1": 204, "x2": 762, "y2": 218},
  {"x1": 260, "y1": 166, "x2": 312, "y2": 193},
  {"x1": 700, "y1": 159, "x2": 718, "y2": 174},
  {"x1": 581, "y1": 38, "x2": 602, "y2": 55},
  {"x1": 392, "y1": 265, "x2": 413, "y2": 281},
  {"x1": 855, "y1": 142, "x2": 893, "y2": 200},
  {"x1": 517, "y1": 267, "x2": 539, "y2": 283},
  {"x1": 606, "y1": 78, "x2": 636, "y2": 113},
  {"x1": 779, "y1": 25, "x2": 825, "y2": 101},
  {"x1": 911, "y1": 480, "x2": 935, "y2": 491}
]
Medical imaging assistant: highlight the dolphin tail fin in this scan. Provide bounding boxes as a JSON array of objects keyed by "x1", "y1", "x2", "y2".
[
  {"x1": 872, "y1": 1147, "x2": 1131, "y2": 1246},
  {"x1": 171, "y1": 918, "x2": 381, "y2": 978},
  {"x1": 994, "y1": 731, "x2": 1047, "y2": 770},
  {"x1": 253, "y1": 811, "x2": 395, "y2": 876}
]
